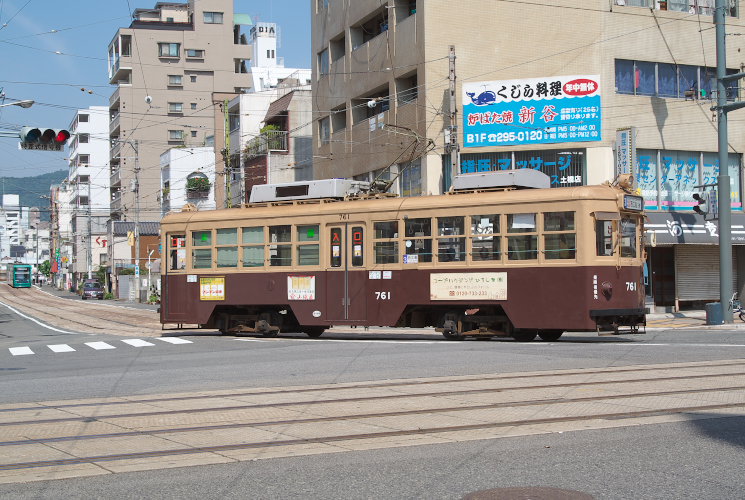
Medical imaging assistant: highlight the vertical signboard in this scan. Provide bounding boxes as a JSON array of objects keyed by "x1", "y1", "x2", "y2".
[
  {"x1": 615, "y1": 127, "x2": 637, "y2": 180},
  {"x1": 462, "y1": 75, "x2": 602, "y2": 148}
]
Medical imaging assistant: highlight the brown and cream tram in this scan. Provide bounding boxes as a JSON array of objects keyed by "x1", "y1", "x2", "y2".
[{"x1": 160, "y1": 172, "x2": 645, "y2": 341}]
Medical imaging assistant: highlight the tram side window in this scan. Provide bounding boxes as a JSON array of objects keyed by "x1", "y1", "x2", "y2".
[
  {"x1": 470, "y1": 214, "x2": 500, "y2": 261},
  {"x1": 620, "y1": 217, "x2": 637, "y2": 257},
  {"x1": 191, "y1": 230, "x2": 212, "y2": 269},
  {"x1": 544, "y1": 212, "x2": 576, "y2": 260},
  {"x1": 404, "y1": 218, "x2": 433, "y2": 263},
  {"x1": 216, "y1": 228, "x2": 238, "y2": 268},
  {"x1": 596, "y1": 220, "x2": 614, "y2": 256},
  {"x1": 169, "y1": 234, "x2": 186, "y2": 271},
  {"x1": 242, "y1": 226, "x2": 265, "y2": 267},
  {"x1": 373, "y1": 221, "x2": 398, "y2": 264},
  {"x1": 269, "y1": 225, "x2": 292, "y2": 266},
  {"x1": 437, "y1": 217, "x2": 465, "y2": 262},
  {"x1": 507, "y1": 213, "x2": 537, "y2": 260},
  {"x1": 297, "y1": 224, "x2": 320, "y2": 266}
]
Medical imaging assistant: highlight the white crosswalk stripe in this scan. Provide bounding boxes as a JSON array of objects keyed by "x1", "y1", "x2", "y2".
[
  {"x1": 84, "y1": 342, "x2": 117, "y2": 350},
  {"x1": 7, "y1": 338, "x2": 194, "y2": 356},
  {"x1": 9, "y1": 346, "x2": 34, "y2": 356},
  {"x1": 121, "y1": 339, "x2": 155, "y2": 347},
  {"x1": 47, "y1": 344, "x2": 75, "y2": 353},
  {"x1": 156, "y1": 337, "x2": 193, "y2": 344}
]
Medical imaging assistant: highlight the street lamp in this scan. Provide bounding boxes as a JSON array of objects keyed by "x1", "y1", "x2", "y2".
[{"x1": 0, "y1": 99, "x2": 34, "y2": 109}]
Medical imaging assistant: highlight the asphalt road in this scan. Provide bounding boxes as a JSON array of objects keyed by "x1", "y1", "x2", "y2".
[
  {"x1": 2, "y1": 305, "x2": 745, "y2": 402},
  {"x1": 1, "y1": 298, "x2": 744, "y2": 498}
]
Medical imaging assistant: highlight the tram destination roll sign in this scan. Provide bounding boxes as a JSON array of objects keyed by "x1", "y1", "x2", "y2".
[{"x1": 463, "y1": 75, "x2": 602, "y2": 147}]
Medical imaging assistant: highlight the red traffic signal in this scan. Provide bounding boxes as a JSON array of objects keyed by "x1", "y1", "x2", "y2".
[{"x1": 18, "y1": 126, "x2": 71, "y2": 151}]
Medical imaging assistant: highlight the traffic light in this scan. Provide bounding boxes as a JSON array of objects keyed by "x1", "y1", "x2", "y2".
[
  {"x1": 693, "y1": 192, "x2": 709, "y2": 217},
  {"x1": 18, "y1": 126, "x2": 71, "y2": 151}
]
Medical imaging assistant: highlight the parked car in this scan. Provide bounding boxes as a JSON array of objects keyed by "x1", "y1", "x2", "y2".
[{"x1": 81, "y1": 280, "x2": 104, "y2": 300}]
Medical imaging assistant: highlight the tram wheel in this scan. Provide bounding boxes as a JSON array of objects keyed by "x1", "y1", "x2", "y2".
[
  {"x1": 302, "y1": 326, "x2": 327, "y2": 338},
  {"x1": 538, "y1": 330, "x2": 564, "y2": 342},
  {"x1": 512, "y1": 331, "x2": 537, "y2": 342}
]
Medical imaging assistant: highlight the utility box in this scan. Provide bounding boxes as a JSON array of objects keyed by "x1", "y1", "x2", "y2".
[{"x1": 705, "y1": 302, "x2": 723, "y2": 325}]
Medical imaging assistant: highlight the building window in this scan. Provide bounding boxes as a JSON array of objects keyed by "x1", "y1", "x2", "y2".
[
  {"x1": 400, "y1": 160, "x2": 422, "y2": 197},
  {"x1": 78, "y1": 133, "x2": 89, "y2": 144},
  {"x1": 317, "y1": 0, "x2": 329, "y2": 11},
  {"x1": 203, "y1": 11, "x2": 223, "y2": 24},
  {"x1": 615, "y1": 59, "x2": 738, "y2": 100},
  {"x1": 318, "y1": 48, "x2": 329, "y2": 76},
  {"x1": 190, "y1": 75, "x2": 197, "y2": 83},
  {"x1": 78, "y1": 154, "x2": 90, "y2": 166},
  {"x1": 331, "y1": 106, "x2": 347, "y2": 133},
  {"x1": 191, "y1": 102, "x2": 197, "y2": 110},
  {"x1": 158, "y1": 42, "x2": 180, "y2": 57},
  {"x1": 191, "y1": 130, "x2": 197, "y2": 138},
  {"x1": 79, "y1": 114, "x2": 89, "y2": 123},
  {"x1": 168, "y1": 102, "x2": 183, "y2": 114},
  {"x1": 168, "y1": 74, "x2": 183, "y2": 86},
  {"x1": 186, "y1": 49, "x2": 204, "y2": 58},
  {"x1": 396, "y1": 73, "x2": 418, "y2": 105},
  {"x1": 169, "y1": 130, "x2": 184, "y2": 142},
  {"x1": 319, "y1": 117, "x2": 330, "y2": 145}
]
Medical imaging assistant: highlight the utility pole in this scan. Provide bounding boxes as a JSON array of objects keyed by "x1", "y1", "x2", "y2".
[
  {"x1": 713, "y1": 0, "x2": 745, "y2": 323},
  {"x1": 446, "y1": 45, "x2": 459, "y2": 189},
  {"x1": 223, "y1": 99, "x2": 232, "y2": 208},
  {"x1": 133, "y1": 140, "x2": 141, "y2": 303},
  {"x1": 87, "y1": 180, "x2": 92, "y2": 279}
]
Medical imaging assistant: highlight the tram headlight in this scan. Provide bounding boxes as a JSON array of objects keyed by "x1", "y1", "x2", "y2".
[{"x1": 601, "y1": 281, "x2": 613, "y2": 298}]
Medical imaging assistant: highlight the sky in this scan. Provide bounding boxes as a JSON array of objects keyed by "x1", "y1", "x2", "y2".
[{"x1": 0, "y1": 0, "x2": 311, "y2": 179}]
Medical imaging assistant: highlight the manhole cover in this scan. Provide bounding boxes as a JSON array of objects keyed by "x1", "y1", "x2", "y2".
[{"x1": 463, "y1": 487, "x2": 594, "y2": 500}]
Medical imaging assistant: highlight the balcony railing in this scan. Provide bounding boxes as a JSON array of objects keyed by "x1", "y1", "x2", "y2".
[{"x1": 244, "y1": 130, "x2": 288, "y2": 158}]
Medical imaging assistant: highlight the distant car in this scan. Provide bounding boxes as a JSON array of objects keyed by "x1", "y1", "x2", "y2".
[{"x1": 81, "y1": 280, "x2": 104, "y2": 300}]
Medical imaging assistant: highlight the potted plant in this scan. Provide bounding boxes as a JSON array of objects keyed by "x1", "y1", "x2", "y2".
[{"x1": 186, "y1": 177, "x2": 211, "y2": 192}]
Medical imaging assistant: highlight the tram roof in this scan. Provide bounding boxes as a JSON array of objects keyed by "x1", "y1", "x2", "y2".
[{"x1": 161, "y1": 184, "x2": 626, "y2": 226}]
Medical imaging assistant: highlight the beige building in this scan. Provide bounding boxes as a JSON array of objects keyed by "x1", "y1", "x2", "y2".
[
  {"x1": 311, "y1": 1, "x2": 745, "y2": 310},
  {"x1": 107, "y1": 0, "x2": 254, "y2": 220}
]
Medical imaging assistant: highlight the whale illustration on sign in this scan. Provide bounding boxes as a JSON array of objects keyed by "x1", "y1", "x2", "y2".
[{"x1": 465, "y1": 90, "x2": 496, "y2": 106}]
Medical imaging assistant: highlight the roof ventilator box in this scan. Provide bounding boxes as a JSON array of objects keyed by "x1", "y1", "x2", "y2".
[
  {"x1": 452, "y1": 169, "x2": 551, "y2": 191},
  {"x1": 250, "y1": 179, "x2": 371, "y2": 203}
]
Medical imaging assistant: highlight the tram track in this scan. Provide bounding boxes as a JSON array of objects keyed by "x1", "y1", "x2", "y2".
[
  {"x1": 0, "y1": 383, "x2": 743, "y2": 448},
  {"x1": 2, "y1": 358, "x2": 744, "y2": 414},
  {"x1": 0, "y1": 360, "x2": 743, "y2": 479},
  {"x1": 0, "y1": 286, "x2": 163, "y2": 335},
  {"x1": 1, "y1": 369, "x2": 744, "y2": 427}
]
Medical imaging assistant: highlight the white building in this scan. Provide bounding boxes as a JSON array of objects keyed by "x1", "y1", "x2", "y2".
[
  {"x1": 245, "y1": 23, "x2": 312, "y2": 93},
  {"x1": 160, "y1": 147, "x2": 216, "y2": 215},
  {"x1": 67, "y1": 106, "x2": 111, "y2": 281}
]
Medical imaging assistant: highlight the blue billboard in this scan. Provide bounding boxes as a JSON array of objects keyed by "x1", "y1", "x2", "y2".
[{"x1": 462, "y1": 75, "x2": 602, "y2": 148}]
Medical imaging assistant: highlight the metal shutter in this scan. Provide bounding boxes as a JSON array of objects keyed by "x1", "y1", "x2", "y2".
[{"x1": 675, "y1": 245, "x2": 737, "y2": 301}]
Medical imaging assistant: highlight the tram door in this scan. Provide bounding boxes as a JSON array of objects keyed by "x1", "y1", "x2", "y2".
[{"x1": 325, "y1": 223, "x2": 367, "y2": 322}]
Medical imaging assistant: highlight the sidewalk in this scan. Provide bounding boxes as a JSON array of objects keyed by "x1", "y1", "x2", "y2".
[
  {"x1": 35, "y1": 284, "x2": 160, "y2": 312},
  {"x1": 646, "y1": 308, "x2": 745, "y2": 329}
]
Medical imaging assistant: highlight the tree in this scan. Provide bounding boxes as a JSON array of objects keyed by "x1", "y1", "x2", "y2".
[{"x1": 38, "y1": 260, "x2": 51, "y2": 277}]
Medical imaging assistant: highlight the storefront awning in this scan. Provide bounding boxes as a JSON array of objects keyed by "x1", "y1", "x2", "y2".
[{"x1": 644, "y1": 212, "x2": 745, "y2": 245}]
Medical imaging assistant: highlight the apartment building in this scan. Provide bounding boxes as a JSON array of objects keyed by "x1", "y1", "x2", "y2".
[
  {"x1": 311, "y1": 0, "x2": 745, "y2": 310},
  {"x1": 107, "y1": 0, "x2": 254, "y2": 221},
  {"x1": 67, "y1": 106, "x2": 111, "y2": 281}
]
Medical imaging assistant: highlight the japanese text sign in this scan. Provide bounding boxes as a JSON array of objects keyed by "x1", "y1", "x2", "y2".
[{"x1": 463, "y1": 75, "x2": 602, "y2": 147}]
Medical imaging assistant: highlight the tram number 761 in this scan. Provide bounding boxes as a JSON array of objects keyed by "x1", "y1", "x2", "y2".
[{"x1": 375, "y1": 291, "x2": 391, "y2": 300}]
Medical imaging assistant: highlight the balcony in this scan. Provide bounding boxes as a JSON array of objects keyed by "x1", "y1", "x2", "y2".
[
  {"x1": 244, "y1": 130, "x2": 288, "y2": 158},
  {"x1": 110, "y1": 168, "x2": 121, "y2": 188}
]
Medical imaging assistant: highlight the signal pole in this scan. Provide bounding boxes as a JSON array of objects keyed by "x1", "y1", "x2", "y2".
[
  {"x1": 713, "y1": 0, "x2": 745, "y2": 323},
  {"x1": 133, "y1": 140, "x2": 141, "y2": 303},
  {"x1": 87, "y1": 180, "x2": 92, "y2": 279}
]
